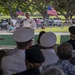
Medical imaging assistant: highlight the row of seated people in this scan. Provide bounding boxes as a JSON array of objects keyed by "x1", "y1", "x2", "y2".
[{"x1": 0, "y1": 26, "x2": 75, "y2": 75}]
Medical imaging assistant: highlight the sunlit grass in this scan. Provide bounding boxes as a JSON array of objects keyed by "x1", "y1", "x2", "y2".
[
  {"x1": 35, "y1": 26, "x2": 69, "y2": 33},
  {"x1": 0, "y1": 15, "x2": 75, "y2": 19}
]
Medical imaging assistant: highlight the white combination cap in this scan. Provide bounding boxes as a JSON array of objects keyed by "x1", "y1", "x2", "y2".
[
  {"x1": 40, "y1": 32, "x2": 56, "y2": 47},
  {"x1": 25, "y1": 12, "x2": 31, "y2": 15},
  {"x1": 13, "y1": 27, "x2": 34, "y2": 42}
]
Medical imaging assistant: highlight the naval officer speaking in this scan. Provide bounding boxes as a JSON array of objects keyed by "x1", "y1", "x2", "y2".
[{"x1": 23, "y1": 12, "x2": 36, "y2": 30}]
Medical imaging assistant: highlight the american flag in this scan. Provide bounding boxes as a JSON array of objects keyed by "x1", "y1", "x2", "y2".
[
  {"x1": 47, "y1": 6, "x2": 58, "y2": 16},
  {"x1": 16, "y1": 9, "x2": 24, "y2": 16}
]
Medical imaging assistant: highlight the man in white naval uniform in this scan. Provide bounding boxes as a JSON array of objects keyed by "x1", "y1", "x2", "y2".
[
  {"x1": 1, "y1": 27, "x2": 34, "y2": 75},
  {"x1": 23, "y1": 12, "x2": 36, "y2": 30},
  {"x1": 39, "y1": 32, "x2": 59, "y2": 71}
]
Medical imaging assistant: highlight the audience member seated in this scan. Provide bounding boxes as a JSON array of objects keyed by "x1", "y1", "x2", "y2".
[
  {"x1": 36, "y1": 31, "x2": 46, "y2": 48},
  {"x1": 41, "y1": 67, "x2": 65, "y2": 75},
  {"x1": 39, "y1": 32, "x2": 59, "y2": 70},
  {"x1": 13, "y1": 45, "x2": 45, "y2": 75},
  {"x1": 37, "y1": 31, "x2": 46, "y2": 44},
  {"x1": 1, "y1": 27, "x2": 34, "y2": 75},
  {"x1": 7, "y1": 22, "x2": 15, "y2": 33},
  {"x1": 67, "y1": 26, "x2": 75, "y2": 50},
  {"x1": 43, "y1": 42, "x2": 75, "y2": 75},
  {"x1": 66, "y1": 26, "x2": 75, "y2": 65}
]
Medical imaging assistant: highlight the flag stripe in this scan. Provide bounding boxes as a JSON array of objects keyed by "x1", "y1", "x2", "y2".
[
  {"x1": 16, "y1": 9, "x2": 24, "y2": 16},
  {"x1": 47, "y1": 6, "x2": 57, "y2": 16}
]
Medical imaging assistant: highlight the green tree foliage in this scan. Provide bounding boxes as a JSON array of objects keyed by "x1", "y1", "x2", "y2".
[
  {"x1": 0, "y1": 0, "x2": 75, "y2": 21},
  {"x1": 52, "y1": 0, "x2": 75, "y2": 21},
  {"x1": 31, "y1": 0, "x2": 52, "y2": 19},
  {"x1": 0, "y1": 0, "x2": 31, "y2": 18}
]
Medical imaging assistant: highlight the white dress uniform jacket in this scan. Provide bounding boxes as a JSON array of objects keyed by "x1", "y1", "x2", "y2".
[
  {"x1": 1, "y1": 48, "x2": 26, "y2": 75},
  {"x1": 41, "y1": 49, "x2": 59, "y2": 68},
  {"x1": 23, "y1": 18, "x2": 36, "y2": 30}
]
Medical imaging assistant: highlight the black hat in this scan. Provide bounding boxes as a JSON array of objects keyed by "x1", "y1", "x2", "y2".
[
  {"x1": 25, "y1": 45, "x2": 45, "y2": 63},
  {"x1": 69, "y1": 26, "x2": 75, "y2": 34}
]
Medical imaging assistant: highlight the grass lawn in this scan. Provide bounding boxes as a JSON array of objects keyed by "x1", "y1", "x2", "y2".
[
  {"x1": 1, "y1": 15, "x2": 75, "y2": 19},
  {"x1": 35, "y1": 26, "x2": 69, "y2": 33}
]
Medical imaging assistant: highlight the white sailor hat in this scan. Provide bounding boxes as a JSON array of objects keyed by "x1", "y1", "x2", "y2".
[
  {"x1": 25, "y1": 12, "x2": 31, "y2": 15},
  {"x1": 13, "y1": 27, "x2": 34, "y2": 42},
  {"x1": 40, "y1": 32, "x2": 56, "y2": 47}
]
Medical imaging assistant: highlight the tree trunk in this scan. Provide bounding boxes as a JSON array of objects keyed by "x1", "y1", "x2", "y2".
[
  {"x1": 69, "y1": 15, "x2": 73, "y2": 24},
  {"x1": 9, "y1": 8, "x2": 15, "y2": 18},
  {"x1": 64, "y1": 15, "x2": 69, "y2": 23},
  {"x1": 43, "y1": 14, "x2": 49, "y2": 19}
]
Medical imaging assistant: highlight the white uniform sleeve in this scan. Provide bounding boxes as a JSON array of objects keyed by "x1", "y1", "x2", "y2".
[
  {"x1": 23, "y1": 18, "x2": 37, "y2": 30},
  {"x1": 1, "y1": 50, "x2": 26, "y2": 75},
  {"x1": 23, "y1": 21, "x2": 26, "y2": 27},
  {"x1": 30, "y1": 19, "x2": 37, "y2": 30}
]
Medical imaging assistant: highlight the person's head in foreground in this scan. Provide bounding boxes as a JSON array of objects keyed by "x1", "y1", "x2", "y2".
[
  {"x1": 69, "y1": 26, "x2": 75, "y2": 40},
  {"x1": 13, "y1": 27, "x2": 34, "y2": 50},
  {"x1": 57, "y1": 42, "x2": 73, "y2": 60},
  {"x1": 25, "y1": 45, "x2": 45, "y2": 70},
  {"x1": 41, "y1": 67, "x2": 65, "y2": 75},
  {"x1": 40, "y1": 32, "x2": 56, "y2": 49}
]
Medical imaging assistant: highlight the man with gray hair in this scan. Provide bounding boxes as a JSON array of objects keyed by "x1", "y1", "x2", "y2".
[{"x1": 43, "y1": 42, "x2": 75, "y2": 75}]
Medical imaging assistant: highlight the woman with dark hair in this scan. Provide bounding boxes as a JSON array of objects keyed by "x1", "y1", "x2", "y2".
[
  {"x1": 35, "y1": 31, "x2": 46, "y2": 49},
  {"x1": 37, "y1": 31, "x2": 46, "y2": 44},
  {"x1": 67, "y1": 26, "x2": 75, "y2": 50}
]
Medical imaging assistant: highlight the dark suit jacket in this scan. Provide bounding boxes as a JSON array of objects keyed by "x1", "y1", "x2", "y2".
[
  {"x1": 14, "y1": 68, "x2": 40, "y2": 75},
  {"x1": 67, "y1": 39, "x2": 75, "y2": 50}
]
